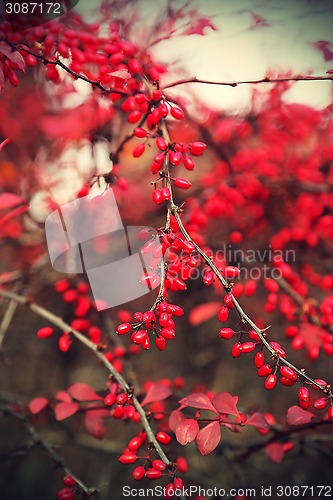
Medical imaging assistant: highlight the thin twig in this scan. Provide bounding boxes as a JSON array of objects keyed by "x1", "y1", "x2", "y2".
[
  {"x1": 0, "y1": 288, "x2": 170, "y2": 465},
  {"x1": 162, "y1": 74, "x2": 333, "y2": 90},
  {"x1": 0, "y1": 401, "x2": 94, "y2": 494}
]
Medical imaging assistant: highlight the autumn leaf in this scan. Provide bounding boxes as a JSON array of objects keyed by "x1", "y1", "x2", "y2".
[
  {"x1": 28, "y1": 397, "x2": 49, "y2": 414},
  {"x1": 244, "y1": 412, "x2": 269, "y2": 431},
  {"x1": 212, "y1": 392, "x2": 240, "y2": 417},
  {"x1": 286, "y1": 406, "x2": 316, "y2": 426},
  {"x1": 175, "y1": 416, "x2": 199, "y2": 446},
  {"x1": 141, "y1": 383, "x2": 172, "y2": 407},
  {"x1": 196, "y1": 421, "x2": 221, "y2": 455},
  {"x1": 54, "y1": 402, "x2": 79, "y2": 421},
  {"x1": 179, "y1": 393, "x2": 218, "y2": 414},
  {"x1": 68, "y1": 383, "x2": 102, "y2": 401}
]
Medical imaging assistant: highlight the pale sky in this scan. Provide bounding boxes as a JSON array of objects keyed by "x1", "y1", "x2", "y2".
[{"x1": 75, "y1": 0, "x2": 333, "y2": 113}]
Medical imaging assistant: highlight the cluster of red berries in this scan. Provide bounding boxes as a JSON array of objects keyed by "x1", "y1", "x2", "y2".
[
  {"x1": 56, "y1": 476, "x2": 77, "y2": 500},
  {"x1": 116, "y1": 302, "x2": 184, "y2": 351},
  {"x1": 103, "y1": 387, "x2": 140, "y2": 422},
  {"x1": 119, "y1": 430, "x2": 187, "y2": 489}
]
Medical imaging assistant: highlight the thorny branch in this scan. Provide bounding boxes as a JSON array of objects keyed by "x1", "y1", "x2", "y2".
[{"x1": 0, "y1": 288, "x2": 170, "y2": 466}]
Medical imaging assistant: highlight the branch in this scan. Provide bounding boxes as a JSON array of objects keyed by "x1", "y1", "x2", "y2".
[
  {"x1": 4, "y1": 40, "x2": 127, "y2": 96},
  {"x1": 162, "y1": 74, "x2": 333, "y2": 90},
  {"x1": 0, "y1": 288, "x2": 170, "y2": 466},
  {"x1": 0, "y1": 401, "x2": 94, "y2": 495}
]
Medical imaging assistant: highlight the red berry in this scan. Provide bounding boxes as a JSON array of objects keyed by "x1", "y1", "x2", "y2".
[
  {"x1": 298, "y1": 386, "x2": 310, "y2": 409},
  {"x1": 156, "y1": 431, "x2": 171, "y2": 445},
  {"x1": 153, "y1": 189, "x2": 163, "y2": 205},
  {"x1": 119, "y1": 452, "x2": 137, "y2": 464},
  {"x1": 160, "y1": 327, "x2": 176, "y2": 340},
  {"x1": 176, "y1": 456, "x2": 188, "y2": 473},
  {"x1": 254, "y1": 351, "x2": 265, "y2": 368},
  {"x1": 174, "y1": 177, "x2": 191, "y2": 189},
  {"x1": 219, "y1": 327, "x2": 234, "y2": 339},
  {"x1": 224, "y1": 294, "x2": 234, "y2": 308},
  {"x1": 58, "y1": 334, "x2": 71, "y2": 352},
  {"x1": 217, "y1": 306, "x2": 229, "y2": 322},
  {"x1": 133, "y1": 143, "x2": 145, "y2": 157},
  {"x1": 269, "y1": 341, "x2": 286, "y2": 357},
  {"x1": 128, "y1": 437, "x2": 142, "y2": 451},
  {"x1": 169, "y1": 151, "x2": 182, "y2": 166},
  {"x1": 280, "y1": 376, "x2": 296, "y2": 386},
  {"x1": 152, "y1": 459, "x2": 166, "y2": 471},
  {"x1": 145, "y1": 468, "x2": 162, "y2": 479},
  {"x1": 257, "y1": 364, "x2": 273, "y2": 377},
  {"x1": 116, "y1": 393, "x2": 128, "y2": 405},
  {"x1": 203, "y1": 271, "x2": 214, "y2": 286},
  {"x1": 54, "y1": 279, "x2": 70, "y2": 292},
  {"x1": 183, "y1": 155, "x2": 195, "y2": 170},
  {"x1": 280, "y1": 366, "x2": 297, "y2": 381},
  {"x1": 116, "y1": 323, "x2": 132, "y2": 335},
  {"x1": 37, "y1": 326, "x2": 54, "y2": 339},
  {"x1": 190, "y1": 141, "x2": 206, "y2": 155},
  {"x1": 240, "y1": 341, "x2": 256, "y2": 353},
  {"x1": 56, "y1": 488, "x2": 74, "y2": 500},
  {"x1": 132, "y1": 466, "x2": 145, "y2": 481},
  {"x1": 224, "y1": 266, "x2": 240, "y2": 278},
  {"x1": 156, "y1": 137, "x2": 167, "y2": 150},
  {"x1": 231, "y1": 341, "x2": 242, "y2": 358},
  {"x1": 114, "y1": 406, "x2": 126, "y2": 419},
  {"x1": 313, "y1": 397, "x2": 328, "y2": 410},
  {"x1": 104, "y1": 393, "x2": 116, "y2": 406},
  {"x1": 170, "y1": 106, "x2": 184, "y2": 120},
  {"x1": 161, "y1": 187, "x2": 171, "y2": 201},
  {"x1": 155, "y1": 336, "x2": 167, "y2": 351},
  {"x1": 264, "y1": 374, "x2": 277, "y2": 390},
  {"x1": 134, "y1": 127, "x2": 147, "y2": 138},
  {"x1": 63, "y1": 476, "x2": 76, "y2": 487}
]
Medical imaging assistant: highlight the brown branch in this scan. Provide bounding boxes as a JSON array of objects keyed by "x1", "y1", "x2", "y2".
[
  {"x1": 0, "y1": 288, "x2": 170, "y2": 466},
  {"x1": 0, "y1": 401, "x2": 95, "y2": 495},
  {"x1": 230, "y1": 418, "x2": 333, "y2": 461},
  {"x1": 162, "y1": 74, "x2": 333, "y2": 90},
  {"x1": 4, "y1": 40, "x2": 127, "y2": 96}
]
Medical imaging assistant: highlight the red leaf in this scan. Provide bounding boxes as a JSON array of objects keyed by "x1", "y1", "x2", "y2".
[
  {"x1": 0, "y1": 192, "x2": 26, "y2": 210},
  {"x1": 54, "y1": 402, "x2": 79, "y2": 421},
  {"x1": 108, "y1": 68, "x2": 131, "y2": 79},
  {"x1": 169, "y1": 410, "x2": 184, "y2": 432},
  {"x1": 196, "y1": 421, "x2": 221, "y2": 455},
  {"x1": 326, "y1": 69, "x2": 333, "y2": 74},
  {"x1": 68, "y1": 383, "x2": 102, "y2": 401},
  {"x1": 314, "y1": 40, "x2": 333, "y2": 62},
  {"x1": 265, "y1": 442, "x2": 284, "y2": 463},
  {"x1": 175, "y1": 418, "x2": 199, "y2": 446},
  {"x1": 286, "y1": 406, "x2": 316, "y2": 426},
  {"x1": 141, "y1": 383, "x2": 172, "y2": 407},
  {"x1": 28, "y1": 397, "x2": 49, "y2": 414},
  {"x1": 0, "y1": 43, "x2": 25, "y2": 72},
  {"x1": 84, "y1": 406, "x2": 108, "y2": 439},
  {"x1": 212, "y1": 392, "x2": 239, "y2": 417},
  {"x1": 244, "y1": 412, "x2": 269, "y2": 431},
  {"x1": 179, "y1": 393, "x2": 218, "y2": 414},
  {"x1": 182, "y1": 17, "x2": 217, "y2": 36},
  {"x1": 55, "y1": 390, "x2": 72, "y2": 403},
  {"x1": 251, "y1": 12, "x2": 270, "y2": 29},
  {"x1": 188, "y1": 301, "x2": 220, "y2": 326}
]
